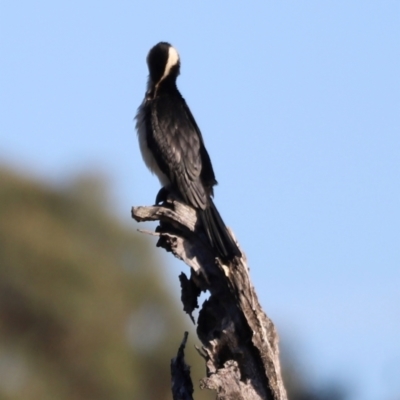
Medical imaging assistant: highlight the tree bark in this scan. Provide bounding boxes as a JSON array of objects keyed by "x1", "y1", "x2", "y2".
[{"x1": 132, "y1": 198, "x2": 287, "y2": 400}]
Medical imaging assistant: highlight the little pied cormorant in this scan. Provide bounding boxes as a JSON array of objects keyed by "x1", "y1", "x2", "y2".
[{"x1": 135, "y1": 42, "x2": 241, "y2": 261}]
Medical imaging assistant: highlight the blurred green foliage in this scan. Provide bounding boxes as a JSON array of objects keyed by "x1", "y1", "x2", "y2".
[
  {"x1": 0, "y1": 167, "x2": 202, "y2": 400},
  {"x1": 0, "y1": 166, "x2": 347, "y2": 400}
]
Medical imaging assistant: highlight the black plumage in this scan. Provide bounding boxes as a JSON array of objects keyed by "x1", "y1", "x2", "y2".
[{"x1": 136, "y1": 42, "x2": 241, "y2": 260}]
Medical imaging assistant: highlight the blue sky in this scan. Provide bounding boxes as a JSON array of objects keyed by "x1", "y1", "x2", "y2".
[{"x1": 1, "y1": 1, "x2": 399, "y2": 399}]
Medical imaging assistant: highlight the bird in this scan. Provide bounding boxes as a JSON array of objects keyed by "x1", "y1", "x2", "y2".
[{"x1": 135, "y1": 42, "x2": 241, "y2": 261}]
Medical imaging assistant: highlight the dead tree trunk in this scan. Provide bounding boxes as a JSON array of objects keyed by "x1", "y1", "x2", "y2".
[{"x1": 132, "y1": 197, "x2": 287, "y2": 400}]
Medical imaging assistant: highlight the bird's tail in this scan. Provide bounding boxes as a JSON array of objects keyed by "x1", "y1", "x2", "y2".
[{"x1": 199, "y1": 198, "x2": 242, "y2": 261}]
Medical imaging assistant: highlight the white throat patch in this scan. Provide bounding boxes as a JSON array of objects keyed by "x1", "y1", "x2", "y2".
[{"x1": 159, "y1": 46, "x2": 179, "y2": 83}]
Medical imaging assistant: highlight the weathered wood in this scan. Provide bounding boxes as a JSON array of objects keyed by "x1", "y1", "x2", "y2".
[{"x1": 132, "y1": 198, "x2": 287, "y2": 400}]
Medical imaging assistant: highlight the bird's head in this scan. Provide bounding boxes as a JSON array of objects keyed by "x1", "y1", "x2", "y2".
[{"x1": 146, "y1": 42, "x2": 180, "y2": 88}]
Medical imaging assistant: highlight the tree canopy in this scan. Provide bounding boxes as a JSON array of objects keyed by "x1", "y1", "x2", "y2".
[{"x1": 0, "y1": 166, "x2": 347, "y2": 400}]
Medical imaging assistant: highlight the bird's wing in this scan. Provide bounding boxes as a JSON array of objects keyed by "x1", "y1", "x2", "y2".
[
  {"x1": 147, "y1": 95, "x2": 208, "y2": 209},
  {"x1": 180, "y1": 98, "x2": 217, "y2": 191}
]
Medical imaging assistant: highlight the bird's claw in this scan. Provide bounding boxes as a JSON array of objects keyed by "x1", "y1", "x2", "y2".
[{"x1": 155, "y1": 187, "x2": 169, "y2": 205}]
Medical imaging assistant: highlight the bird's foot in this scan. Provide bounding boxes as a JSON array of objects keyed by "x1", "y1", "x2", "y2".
[{"x1": 155, "y1": 187, "x2": 169, "y2": 205}]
